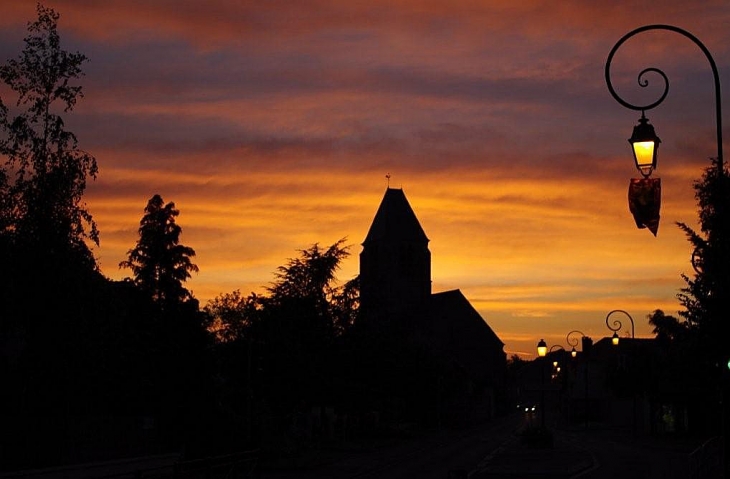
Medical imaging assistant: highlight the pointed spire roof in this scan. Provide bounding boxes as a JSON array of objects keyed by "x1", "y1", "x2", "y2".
[{"x1": 364, "y1": 188, "x2": 429, "y2": 245}]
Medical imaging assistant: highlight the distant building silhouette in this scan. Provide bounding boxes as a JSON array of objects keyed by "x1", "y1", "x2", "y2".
[
  {"x1": 517, "y1": 336, "x2": 705, "y2": 436},
  {"x1": 360, "y1": 187, "x2": 506, "y2": 418}
]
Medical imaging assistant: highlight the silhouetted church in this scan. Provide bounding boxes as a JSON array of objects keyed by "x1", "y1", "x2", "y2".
[{"x1": 360, "y1": 188, "x2": 506, "y2": 415}]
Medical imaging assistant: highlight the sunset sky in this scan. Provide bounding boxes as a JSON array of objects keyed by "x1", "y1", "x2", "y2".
[{"x1": 1, "y1": 1, "x2": 729, "y2": 357}]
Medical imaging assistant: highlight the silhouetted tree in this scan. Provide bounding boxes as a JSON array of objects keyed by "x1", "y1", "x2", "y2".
[
  {"x1": 269, "y1": 239, "x2": 348, "y2": 301},
  {"x1": 330, "y1": 275, "x2": 360, "y2": 336},
  {"x1": 506, "y1": 354, "x2": 528, "y2": 372},
  {"x1": 0, "y1": 3, "x2": 98, "y2": 269},
  {"x1": 0, "y1": 8, "x2": 220, "y2": 467},
  {"x1": 673, "y1": 160, "x2": 730, "y2": 437},
  {"x1": 204, "y1": 290, "x2": 264, "y2": 343},
  {"x1": 266, "y1": 238, "x2": 359, "y2": 337},
  {"x1": 205, "y1": 240, "x2": 357, "y2": 448},
  {"x1": 120, "y1": 194, "x2": 199, "y2": 308},
  {"x1": 647, "y1": 309, "x2": 687, "y2": 343},
  {"x1": 677, "y1": 159, "x2": 730, "y2": 363},
  {"x1": 0, "y1": 7, "x2": 106, "y2": 468}
]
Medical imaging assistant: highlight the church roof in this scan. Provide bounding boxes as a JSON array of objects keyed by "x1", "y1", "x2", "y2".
[
  {"x1": 430, "y1": 289, "x2": 504, "y2": 348},
  {"x1": 363, "y1": 188, "x2": 429, "y2": 245},
  {"x1": 428, "y1": 289, "x2": 505, "y2": 383}
]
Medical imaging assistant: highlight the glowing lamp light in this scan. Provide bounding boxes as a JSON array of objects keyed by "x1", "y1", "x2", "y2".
[
  {"x1": 629, "y1": 113, "x2": 660, "y2": 177},
  {"x1": 553, "y1": 360, "x2": 558, "y2": 368},
  {"x1": 537, "y1": 339, "x2": 547, "y2": 357},
  {"x1": 571, "y1": 347, "x2": 577, "y2": 358},
  {"x1": 612, "y1": 332, "x2": 620, "y2": 346}
]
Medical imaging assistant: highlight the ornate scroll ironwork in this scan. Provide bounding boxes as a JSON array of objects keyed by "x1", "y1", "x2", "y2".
[
  {"x1": 605, "y1": 309, "x2": 635, "y2": 339},
  {"x1": 566, "y1": 330, "x2": 586, "y2": 349}
]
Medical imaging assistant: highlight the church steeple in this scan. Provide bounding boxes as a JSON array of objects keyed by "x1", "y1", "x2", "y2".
[{"x1": 360, "y1": 188, "x2": 431, "y2": 322}]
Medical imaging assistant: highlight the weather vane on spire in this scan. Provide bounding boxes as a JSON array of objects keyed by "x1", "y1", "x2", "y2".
[{"x1": 385, "y1": 173, "x2": 391, "y2": 188}]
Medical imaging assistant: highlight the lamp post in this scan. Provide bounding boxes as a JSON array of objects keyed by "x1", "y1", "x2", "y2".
[
  {"x1": 605, "y1": 25, "x2": 724, "y2": 236},
  {"x1": 536, "y1": 341, "x2": 566, "y2": 430},
  {"x1": 605, "y1": 309, "x2": 638, "y2": 434},
  {"x1": 566, "y1": 330, "x2": 587, "y2": 358},
  {"x1": 549, "y1": 345, "x2": 565, "y2": 378},
  {"x1": 537, "y1": 339, "x2": 547, "y2": 429},
  {"x1": 605, "y1": 24, "x2": 726, "y2": 466},
  {"x1": 605, "y1": 309, "x2": 635, "y2": 346},
  {"x1": 567, "y1": 330, "x2": 590, "y2": 429}
]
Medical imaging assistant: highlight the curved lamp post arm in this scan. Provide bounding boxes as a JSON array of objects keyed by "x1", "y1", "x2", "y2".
[
  {"x1": 605, "y1": 24, "x2": 723, "y2": 172},
  {"x1": 566, "y1": 330, "x2": 586, "y2": 348},
  {"x1": 605, "y1": 309, "x2": 635, "y2": 339},
  {"x1": 567, "y1": 330, "x2": 587, "y2": 357}
]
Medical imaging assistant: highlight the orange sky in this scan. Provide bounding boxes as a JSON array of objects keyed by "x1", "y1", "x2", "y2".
[{"x1": 1, "y1": 1, "x2": 729, "y2": 357}]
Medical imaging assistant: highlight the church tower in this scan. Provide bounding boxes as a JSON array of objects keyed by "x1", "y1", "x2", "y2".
[{"x1": 360, "y1": 188, "x2": 431, "y2": 323}]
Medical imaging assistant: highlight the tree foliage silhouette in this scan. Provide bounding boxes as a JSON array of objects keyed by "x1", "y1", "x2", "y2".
[
  {"x1": 205, "y1": 290, "x2": 264, "y2": 343},
  {"x1": 647, "y1": 309, "x2": 687, "y2": 343},
  {"x1": 0, "y1": 3, "x2": 97, "y2": 269},
  {"x1": 121, "y1": 194, "x2": 199, "y2": 308},
  {"x1": 0, "y1": 6, "x2": 108, "y2": 469},
  {"x1": 268, "y1": 238, "x2": 358, "y2": 335},
  {"x1": 204, "y1": 239, "x2": 358, "y2": 444},
  {"x1": 676, "y1": 159, "x2": 730, "y2": 363}
]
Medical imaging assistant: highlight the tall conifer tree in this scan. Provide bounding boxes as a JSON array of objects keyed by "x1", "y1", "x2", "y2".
[
  {"x1": 677, "y1": 159, "x2": 730, "y2": 363},
  {"x1": 121, "y1": 194, "x2": 199, "y2": 308}
]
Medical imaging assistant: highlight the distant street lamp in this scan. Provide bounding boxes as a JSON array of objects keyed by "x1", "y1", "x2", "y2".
[
  {"x1": 536, "y1": 340, "x2": 566, "y2": 430},
  {"x1": 537, "y1": 339, "x2": 547, "y2": 358},
  {"x1": 605, "y1": 24, "x2": 724, "y2": 236},
  {"x1": 549, "y1": 345, "x2": 565, "y2": 370},
  {"x1": 536, "y1": 339, "x2": 547, "y2": 429},
  {"x1": 605, "y1": 309, "x2": 635, "y2": 346},
  {"x1": 566, "y1": 330, "x2": 587, "y2": 358},
  {"x1": 567, "y1": 330, "x2": 591, "y2": 429}
]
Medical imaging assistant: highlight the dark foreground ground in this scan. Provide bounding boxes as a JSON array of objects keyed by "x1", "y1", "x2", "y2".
[
  {"x1": 258, "y1": 414, "x2": 717, "y2": 479},
  {"x1": 0, "y1": 413, "x2": 721, "y2": 479}
]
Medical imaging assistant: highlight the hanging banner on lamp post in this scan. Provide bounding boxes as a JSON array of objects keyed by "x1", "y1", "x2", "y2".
[{"x1": 628, "y1": 177, "x2": 661, "y2": 236}]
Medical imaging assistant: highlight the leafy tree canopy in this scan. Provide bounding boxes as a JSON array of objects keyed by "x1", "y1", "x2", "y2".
[
  {"x1": 676, "y1": 159, "x2": 730, "y2": 361},
  {"x1": 205, "y1": 239, "x2": 359, "y2": 342},
  {"x1": 647, "y1": 309, "x2": 687, "y2": 343},
  {"x1": 204, "y1": 290, "x2": 264, "y2": 343},
  {"x1": 0, "y1": 3, "x2": 97, "y2": 268}
]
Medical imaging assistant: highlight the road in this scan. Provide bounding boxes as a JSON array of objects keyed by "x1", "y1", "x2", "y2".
[{"x1": 259, "y1": 414, "x2": 522, "y2": 479}]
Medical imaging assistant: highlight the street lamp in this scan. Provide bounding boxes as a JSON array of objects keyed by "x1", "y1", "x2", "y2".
[
  {"x1": 629, "y1": 112, "x2": 660, "y2": 177},
  {"x1": 536, "y1": 339, "x2": 548, "y2": 429},
  {"x1": 605, "y1": 309, "x2": 635, "y2": 346},
  {"x1": 567, "y1": 330, "x2": 591, "y2": 429},
  {"x1": 606, "y1": 24, "x2": 726, "y2": 469},
  {"x1": 605, "y1": 25, "x2": 724, "y2": 235},
  {"x1": 549, "y1": 345, "x2": 564, "y2": 368},
  {"x1": 537, "y1": 339, "x2": 547, "y2": 357},
  {"x1": 566, "y1": 330, "x2": 587, "y2": 358},
  {"x1": 605, "y1": 310, "x2": 638, "y2": 433}
]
